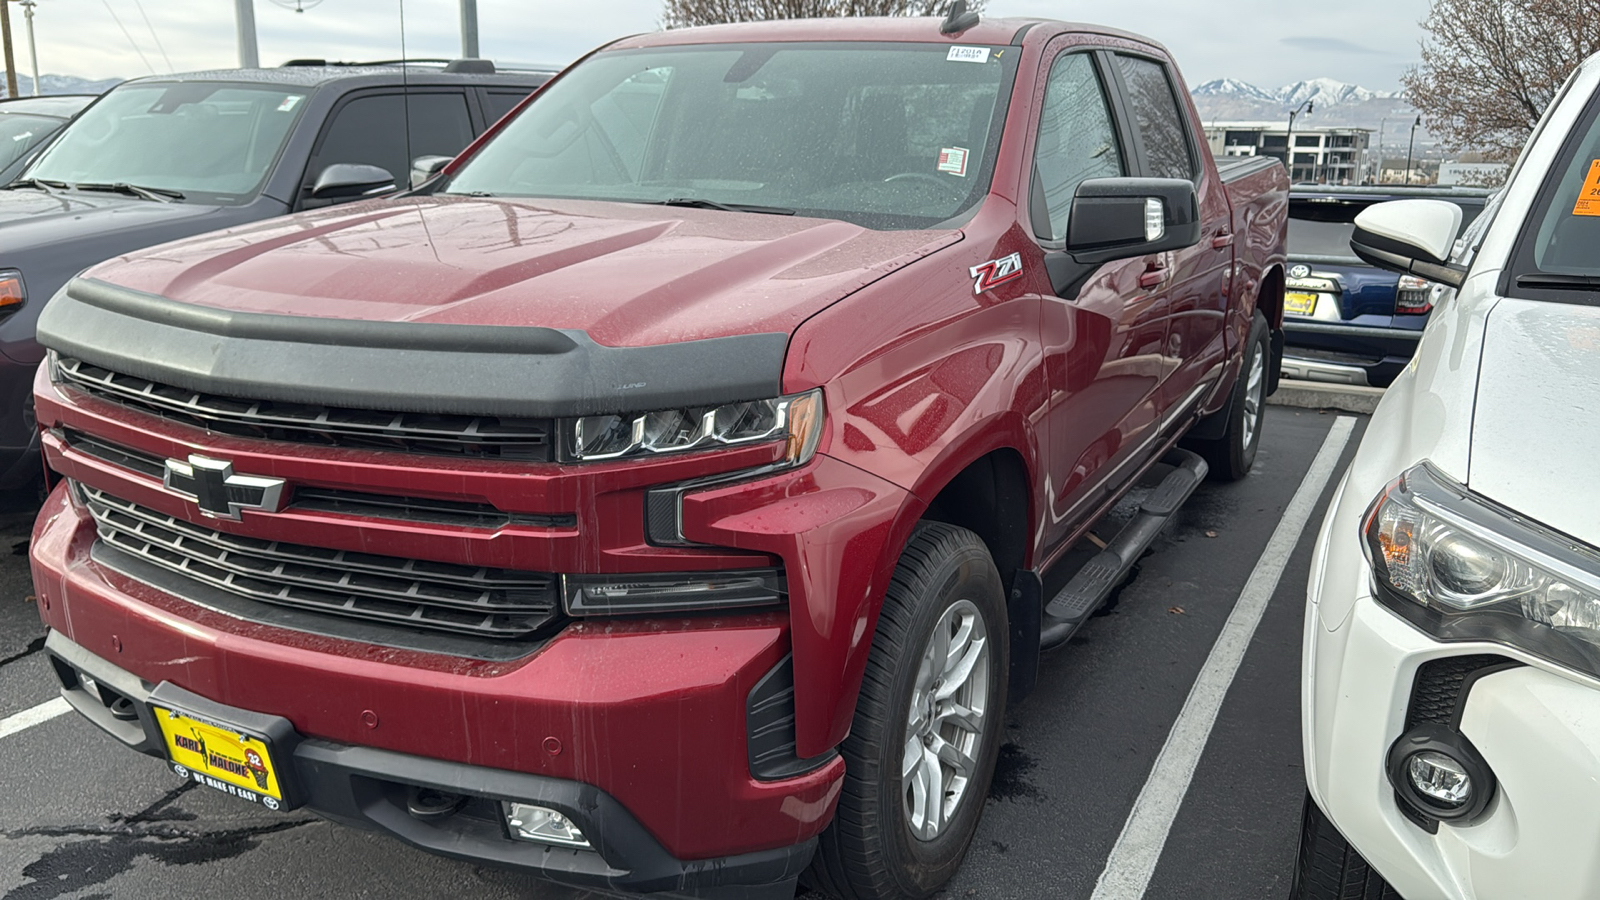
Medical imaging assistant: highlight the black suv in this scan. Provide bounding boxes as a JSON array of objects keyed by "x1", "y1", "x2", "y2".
[{"x1": 0, "y1": 60, "x2": 552, "y2": 488}]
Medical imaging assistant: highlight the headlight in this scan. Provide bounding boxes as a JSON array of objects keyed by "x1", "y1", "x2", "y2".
[
  {"x1": 1364, "y1": 463, "x2": 1600, "y2": 676},
  {"x1": 0, "y1": 270, "x2": 24, "y2": 316},
  {"x1": 566, "y1": 389, "x2": 823, "y2": 465}
]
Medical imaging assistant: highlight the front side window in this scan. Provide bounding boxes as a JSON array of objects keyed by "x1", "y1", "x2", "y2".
[
  {"x1": 26, "y1": 83, "x2": 307, "y2": 204},
  {"x1": 1032, "y1": 53, "x2": 1123, "y2": 241},
  {"x1": 444, "y1": 42, "x2": 1020, "y2": 230},
  {"x1": 0, "y1": 113, "x2": 59, "y2": 171},
  {"x1": 1115, "y1": 55, "x2": 1195, "y2": 182}
]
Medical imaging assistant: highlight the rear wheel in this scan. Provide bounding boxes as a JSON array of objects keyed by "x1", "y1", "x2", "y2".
[
  {"x1": 1195, "y1": 310, "x2": 1270, "y2": 481},
  {"x1": 1290, "y1": 793, "x2": 1402, "y2": 900},
  {"x1": 807, "y1": 522, "x2": 1008, "y2": 900}
]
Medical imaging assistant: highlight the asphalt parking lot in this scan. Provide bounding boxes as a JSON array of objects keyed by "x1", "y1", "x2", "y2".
[{"x1": 0, "y1": 405, "x2": 1365, "y2": 900}]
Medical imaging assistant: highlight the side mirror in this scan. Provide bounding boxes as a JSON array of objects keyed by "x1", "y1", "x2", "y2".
[
  {"x1": 1066, "y1": 177, "x2": 1201, "y2": 264},
  {"x1": 410, "y1": 155, "x2": 453, "y2": 189},
  {"x1": 1350, "y1": 199, "x2": 1467, "y2": 289},
  {"x1": 310, "y1": 163, "x2": 397, "y2": 202},
  {"x1": 1044, "y1": 177, "x2": 1201, "y2": 297}
]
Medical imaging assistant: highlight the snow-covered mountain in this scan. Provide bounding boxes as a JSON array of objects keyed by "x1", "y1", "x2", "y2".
[
  {"x1": 1191, "y1": 77, "x2": 1400, "y2": 109},
  {"x1": 1, "y1": 73, "x2": 123, "y2": 99}
]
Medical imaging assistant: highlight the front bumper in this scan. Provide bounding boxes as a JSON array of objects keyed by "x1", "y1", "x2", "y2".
[
  {"x1": 1305, "y1": 496, "x2": 1600, "y2": 900},
  {"x1": 44, "y1": 629, "x2": 813, "y2": 899},
  {"x1": 31, "y1": 481, "x2": 845, "y2": 886}
]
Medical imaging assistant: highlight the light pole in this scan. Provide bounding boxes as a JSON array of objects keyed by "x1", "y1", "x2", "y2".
[
  {"x1": 1404, "y1": 115, "x2": 1421, "y2": 186},
  {"x1": 18, "y1": 0, "x2": 36, "y2": 96},
  {"x1": 460, "y1": 0, "x2": 478, "y2": 58},
  {"x1": 1285, "y1": 99, "x2": 1313, "y2": 182},
  {"x1": 235, "y1": 0, "x2": 259, "y2": 68},
  {"x1": 0, "y1": 0, "x2": 16, "y2": 97}
]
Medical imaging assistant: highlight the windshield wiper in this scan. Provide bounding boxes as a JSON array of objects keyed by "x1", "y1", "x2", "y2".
[
  {"x1": 1516, "y1": 273, "x2": 1600, "y2": 291},
  {"x1": 655, "y1": 197, "x2": 795, "y2": 216},
  {"x1": 73, "y1": 182, "x2": 185, "y2": 202},
  {"x1": 2, "y1": 177, "x2": 69, "y2": 192}
]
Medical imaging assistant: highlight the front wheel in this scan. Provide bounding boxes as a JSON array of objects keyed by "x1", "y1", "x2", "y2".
[
  {"x1": 807, "y1": 522, "x2": 1009, "y2": 900},
  {"x1": 1195, "y1": 310, "x2": 1270, "y2": 481},
  {"x1": 1290, "y1": 793, "x2": 1401, "y2": 900}
]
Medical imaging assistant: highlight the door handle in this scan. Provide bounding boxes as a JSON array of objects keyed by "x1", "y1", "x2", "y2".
[
  {"x1": 1211, "y1": 232, "x2": 1234, "y2": 249},
  {"x1": 1138, "y1": 267, "x2": 1169, "y2": 289}
]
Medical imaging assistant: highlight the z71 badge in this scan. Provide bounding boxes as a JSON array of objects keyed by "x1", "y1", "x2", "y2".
[{"x1": 969, "y1": 252, "x2": 1023, "y2": 294}]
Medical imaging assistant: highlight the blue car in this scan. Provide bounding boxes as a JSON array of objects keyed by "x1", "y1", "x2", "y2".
[
  {"x1": 1280, "y1": 185, "x2": 1493, "y2": 387},
  {"x1": 0, "y1": 94, "x2": 97, "y2": 185}
]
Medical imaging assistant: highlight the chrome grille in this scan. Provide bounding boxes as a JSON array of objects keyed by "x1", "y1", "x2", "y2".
[
  {"x1": 56, "y1": 356, "x2": 553, "y2": 460},
  {"x1": 80, "y1": 484, "x2": 562, "y2": 638}
]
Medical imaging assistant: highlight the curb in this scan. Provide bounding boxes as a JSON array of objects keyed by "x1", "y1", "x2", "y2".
[{"x1": 1267, "y1": 379, "x2": 1384, "y2": 415}]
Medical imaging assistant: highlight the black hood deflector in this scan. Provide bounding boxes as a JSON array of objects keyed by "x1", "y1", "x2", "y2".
[{"x1": 38, "y1": 278, "x2": 790, "y2": 418}]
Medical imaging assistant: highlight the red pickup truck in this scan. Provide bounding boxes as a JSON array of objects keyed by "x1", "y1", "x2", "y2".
[{"x1": 29, "y1": 13, "x2": 1287, "y2": 900}]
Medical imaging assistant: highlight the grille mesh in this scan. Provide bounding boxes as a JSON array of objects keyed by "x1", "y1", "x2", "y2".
[
  {"x1": 57, "y1": 356, "x2": 553, "y2": 460},
  {"x1": 1404, "y1": 654, "x2": 1517, "y2": 730},
  {"x1": 80, "y1": 483, "x2": 562, "y2": 639}
]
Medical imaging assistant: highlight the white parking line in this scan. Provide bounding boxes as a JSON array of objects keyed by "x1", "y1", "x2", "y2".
[
  {"x1": 0, "y1": 697, "x2": 72, "y2": 740},
  {"x1": 1089, "y1": 415, "x2": 1357, "y2": 900}
]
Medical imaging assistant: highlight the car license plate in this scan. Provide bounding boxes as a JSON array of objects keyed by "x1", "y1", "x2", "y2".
[
  {"x1": 154, "y1": 705, "x2": 285, "y2": 809},
  {"x1": 1285, "y1": 291, "x2": 1318, "y2": 316}
]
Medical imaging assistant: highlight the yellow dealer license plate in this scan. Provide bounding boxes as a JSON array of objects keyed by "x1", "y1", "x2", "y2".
[
  {"x1": 154, "y1": 705, "x2": 284, "y2": 809},
  {"x1": 1285, "y1": 291, "x2": 1318, "y2": 316}
]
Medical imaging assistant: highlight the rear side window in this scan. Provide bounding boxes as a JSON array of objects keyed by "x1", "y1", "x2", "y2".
[
  {"x1": 314, "y1": 92, "x2": 474, "y2": 186},
  {"x1": 1033, "y1": 53, "x2": 1123, "y2": 241},
  {"x1": 1115, "y1": 55, "x2": 1195, "y2": 181},
  {"x1": 483, "y1": 89, "x2": 534, "y2": 124}
]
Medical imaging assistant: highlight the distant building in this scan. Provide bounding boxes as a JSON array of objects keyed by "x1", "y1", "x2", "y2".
[
  {"x1": 1437, "y1": 161, "x2": 1510, "y2": 187},
  {"x1": 1202, "y1": 121, "x2": 1372, "y2": 184}
]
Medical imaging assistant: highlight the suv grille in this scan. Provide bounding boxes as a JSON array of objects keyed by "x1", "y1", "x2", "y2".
[
  {"x1": 56, "y1": 356, "x2": 554, "y2": 460},
  {"x1": 80, "y1": 484, "x2": 562, "y2": 639}
]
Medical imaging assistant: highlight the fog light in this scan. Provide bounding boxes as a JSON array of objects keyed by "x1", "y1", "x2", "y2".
[
  {"x1": 1406, "y1": 751, "x2": 1471, "y2": 807},
  {"x1": 1386, "y1": 723, "x2": 1496, "y2": 823},
  {"x1": 504, "y1": 802, "x2": 591, "y2": 848}
]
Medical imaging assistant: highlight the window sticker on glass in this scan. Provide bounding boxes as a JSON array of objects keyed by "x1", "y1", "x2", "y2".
[
  {"x1": 1572, "y1": 159, "x2": 1600, "y2": 216},
  {"x1": 938, "y1": 147, "x2": 970, "y2": 177},
  {"x1": 947, "y1": 46, "x2": 990, "y2": 64},
  {"x1": 277, "y1": 95, "x2": 302, "y2": 112}
]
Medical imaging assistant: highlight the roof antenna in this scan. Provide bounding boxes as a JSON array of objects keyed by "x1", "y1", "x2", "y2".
[{"x1": 940, "y1": 0, "x2": 979, "y2": 35}]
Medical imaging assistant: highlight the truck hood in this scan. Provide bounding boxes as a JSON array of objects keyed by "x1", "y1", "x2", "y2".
[
  {"x1": 0, "y1": 187, "x2": 227, "y2": 254},
  {"x1": 89, "y1": 195, "x2": 962, "y2": 348},
  {"x1": 1469, "y1": 297, "x2": 1600, "y2": 543}
]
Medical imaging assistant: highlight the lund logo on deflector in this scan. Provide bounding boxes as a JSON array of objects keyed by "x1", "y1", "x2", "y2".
[{"x1": 969, "y1": 253, "x2": 1023, "y2": 294}]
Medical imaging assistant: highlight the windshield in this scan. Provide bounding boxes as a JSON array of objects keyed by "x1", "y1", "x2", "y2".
[
  {"x1": 1289, "y1": 196, "x2": 1485, "y2": 262},
  {"x1": 1512, "y1": 86, "x2": 1600, "y2": 290},
  {"x1": 26, "y1": 82, "x2": 307, "y2": 204},
  {"x1": 0, "y1": 113, "x2": 61, "y2": 172},
  {"x1": 444, "y1": 42, "x2": 1019, "y2": 230}
]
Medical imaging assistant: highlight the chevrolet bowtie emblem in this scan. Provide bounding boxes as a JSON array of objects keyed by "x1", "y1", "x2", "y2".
[{"x1": 162, "y1": 454, "x2": 286, "y2": 520}]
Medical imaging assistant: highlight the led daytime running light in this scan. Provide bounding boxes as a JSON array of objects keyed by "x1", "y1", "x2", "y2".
[{"x1": 569, "y1": 389, "x2": 823, "y2": 464}]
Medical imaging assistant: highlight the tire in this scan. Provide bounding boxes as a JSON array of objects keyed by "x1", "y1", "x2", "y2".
[
  {"x1": 1290, "y1": 793, "x2": 1402, "y2": 900},
  {"x1": 807, "y1": 522, "x2": 1009, "y2": 900},
  {"x1": 1195, "y1": 310, "x2": 1270, "y2": 482}
]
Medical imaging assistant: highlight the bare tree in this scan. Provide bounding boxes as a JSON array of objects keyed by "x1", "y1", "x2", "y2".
[
  {"x1": 1404, "y1": 0, "x2": 1600, "y2": 160},
  {"x1": 664, "y1": 0, "x2": 979, "y2": 30}
]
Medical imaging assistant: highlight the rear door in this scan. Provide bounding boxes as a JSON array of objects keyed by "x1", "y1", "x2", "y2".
[
  {"x1": 1032, "y1": 45, "x2": 1170, "y2": 552},
  {"x1": 1106, "y1": 52, "x2": 1232, "y2": 420}
]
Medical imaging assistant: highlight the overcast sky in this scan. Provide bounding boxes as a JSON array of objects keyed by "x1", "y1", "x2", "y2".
[{"x1": 16, "y1": 0, "x2": 1432, "y2": 91}]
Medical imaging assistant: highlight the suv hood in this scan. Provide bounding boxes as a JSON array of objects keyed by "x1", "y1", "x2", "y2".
[
  {"x1": 1469, "y1": 297, "x2": 1600, "y2": 543},
  {"x1": 0, "y1": 187, "x2": 226, "y2": 253},
  {"x1": 89, "y1": 195, "x2": 961, "y2": 348}
]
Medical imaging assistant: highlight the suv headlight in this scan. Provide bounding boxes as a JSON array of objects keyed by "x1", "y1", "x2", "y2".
[
  {"x1": 565, "y1": 389, "x2": 823, "y2": 465},
  {"x1": 1365, "y1": 463, "x2": 1600, "y2": 676}
]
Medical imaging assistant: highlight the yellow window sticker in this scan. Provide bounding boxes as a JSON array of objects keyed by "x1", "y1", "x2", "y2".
[{"x1": 1572, "y1": 159, "x2": 1600, "y2": 216}]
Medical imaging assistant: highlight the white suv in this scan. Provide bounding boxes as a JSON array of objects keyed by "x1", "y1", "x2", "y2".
[{"x1": 1296, "y1": 54, "x2": 1600, "y2": 899}]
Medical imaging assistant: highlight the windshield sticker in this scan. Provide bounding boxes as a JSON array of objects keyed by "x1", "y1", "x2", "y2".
[
  {"x1": 937, "y1": 147, "x2": 970, "y2": 177},
  {"x1": 277, "y1": 95, "x2": 302, "y2": 112},
  {"x1": 947, "y1": 46, "x2": 990, "y2": 64},
  {"x1": 1572, "y1": 159, "x2": 1600, "y2": 216}
]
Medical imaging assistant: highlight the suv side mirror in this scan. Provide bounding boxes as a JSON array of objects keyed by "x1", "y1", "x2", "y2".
[
  {"x1": 1350, "y1": 199, "x2": 1468, "y2": 289},
  {"x1": 410, "y1": 155, "x2": 453, "y2": 189},
  {"x1": 1044, "y1": 177, "x2": 1201, "y2": 297},
  {"x1": 310, "y1": 163, "x2": 397, "y2": 202}
]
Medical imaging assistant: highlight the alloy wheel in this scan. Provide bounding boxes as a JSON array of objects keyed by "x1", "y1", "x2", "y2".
[{"x1": 902, "y1": 598, "x2": 990, "y2": 842}]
